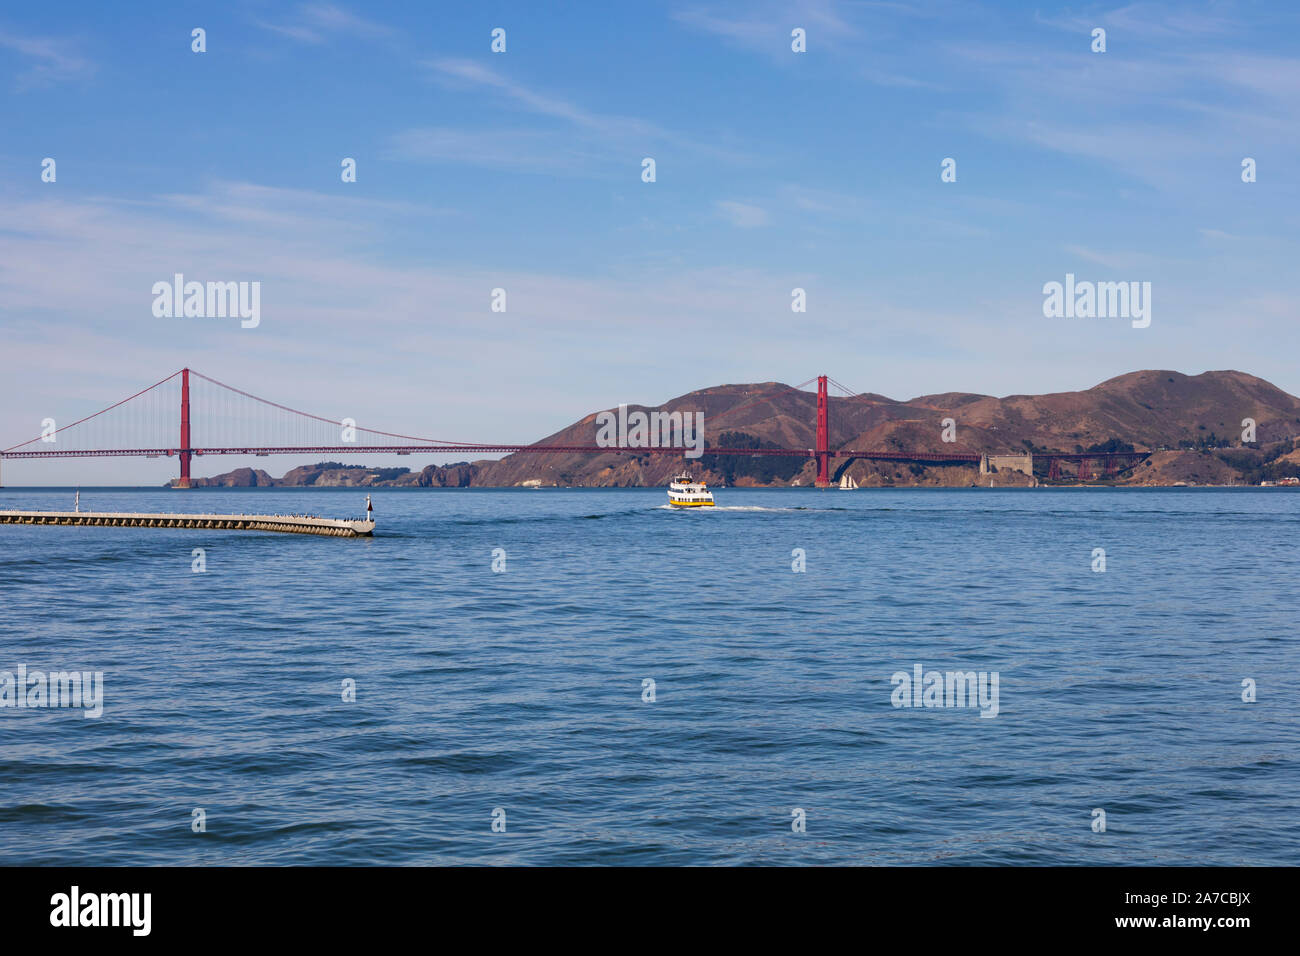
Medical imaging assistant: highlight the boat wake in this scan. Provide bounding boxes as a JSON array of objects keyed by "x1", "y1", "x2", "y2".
[{"x1": 656, "y1": 504, "x2": 836, "y2": 513}]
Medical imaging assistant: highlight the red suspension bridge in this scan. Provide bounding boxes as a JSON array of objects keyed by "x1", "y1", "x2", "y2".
[{"x1": 0, "y1": 369, "x2": 1147, "y2": 487}]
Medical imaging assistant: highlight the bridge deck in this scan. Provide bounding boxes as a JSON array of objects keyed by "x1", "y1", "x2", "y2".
[{"x1": 0, "y1": 510, "x2": 374, "y2": 537}]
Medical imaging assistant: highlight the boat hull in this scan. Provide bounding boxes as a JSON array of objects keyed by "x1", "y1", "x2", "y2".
[{"x1": 667, "y1": 472, "x2": 714, "y2": 507}]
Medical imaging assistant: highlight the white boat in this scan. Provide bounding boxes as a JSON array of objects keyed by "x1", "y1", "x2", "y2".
[
  {"x1": 838, "y1": 472, "x2": 858, "y2": 490},
  {"x1": 667, "y1": 473, "x2": 714, "y2": 507}
]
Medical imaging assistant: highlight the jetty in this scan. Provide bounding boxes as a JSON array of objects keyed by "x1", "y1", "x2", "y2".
[{"x1": 0, "y1": 509, "x2": 374, "y2": 537}]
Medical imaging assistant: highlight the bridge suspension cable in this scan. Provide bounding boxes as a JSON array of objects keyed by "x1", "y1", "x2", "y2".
[
  {"x1": 2, "y1": 370, "x2": 182, "y2": 453},
  {"x1": 187, "y1": 370, "x2": 488, "y2": 449}
]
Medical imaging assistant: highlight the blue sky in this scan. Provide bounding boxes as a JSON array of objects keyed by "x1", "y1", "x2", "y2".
[{"x1": 1, "y1": 0, "x2": 1297, "y2": 484}]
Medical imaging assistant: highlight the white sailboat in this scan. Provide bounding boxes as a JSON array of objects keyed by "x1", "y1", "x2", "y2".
[{"x1": 838, "y1": 472, "x2": 858, "y2": 490}]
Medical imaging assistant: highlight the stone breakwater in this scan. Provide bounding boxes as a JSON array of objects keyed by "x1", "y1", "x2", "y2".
[{"x1": 0, "y1": 510, "x2": 374, "y2": 537}]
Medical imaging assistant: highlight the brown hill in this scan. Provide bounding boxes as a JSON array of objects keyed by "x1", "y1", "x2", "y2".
[
  {"x1": 475, "y1": 369, "x2": 1300, "y2": 487},
  {"x1": 181, "y1": 461, "x2": 481, "y2": 488}
]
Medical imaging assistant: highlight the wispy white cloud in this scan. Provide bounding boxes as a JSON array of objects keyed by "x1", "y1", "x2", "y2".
[
  {"x1": 860, "y1": 67, "x2": 944, "y2": 90},
  {"x1": 0, "y1": 28, "x2": 94, "y2": 88},
  {"x1": 786, "y1": 185, "x2": 865, "y2": 215},
  {"x1": 715, "y1": 200, "x2": 769, "y2": 227},
  {"x1": 672, "y1": 1, "x2": 945, "y2": 97},
  {"x1": 406, "y1": 59, "x2": 749, "y2": 173},
  {"x1": 673, "y1": 8, "x2": 785, "y2": 48},
  {"x1": 388, "y1": 127, "x2": 600, "y2": 174},
  {"x1": 1064, "y1": 244, "x2": 1151, "y2": 270},
  {"x1": 673, "y1": 0, "x2": 859, "y2": 57},
  {"x1": 254, "y1": 3, "x2": 391, "y2": 45},
  {"x1": 1035, "y1": 2, "x2": 1241, "y2": 40},
  {"x1": 949, "y1": 29, "x2": 1300, "y2": 189},
  {"x1": 422, "y1": 58, "x2": 663, "y2": 140},
  {"x1": 152, "y1": 180, "x2": 445, "y2": 229}
]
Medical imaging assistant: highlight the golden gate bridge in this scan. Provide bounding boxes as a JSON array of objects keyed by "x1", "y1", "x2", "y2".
[{"x1": 0, "y1": 369, "x2": 1148, "y2": 487}]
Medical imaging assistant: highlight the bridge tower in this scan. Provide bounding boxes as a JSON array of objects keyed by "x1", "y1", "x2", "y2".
[
  {"x1": 177, "y1": 367, "x2": 192, "y2": 489},
  {"x1": 815, "y1": 375, "x2": 830, "y2": 488}
]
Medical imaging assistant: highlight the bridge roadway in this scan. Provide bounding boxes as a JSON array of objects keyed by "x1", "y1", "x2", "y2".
[{"x1": 0, "y1": 444, "x2": 989, "y2": 463}]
